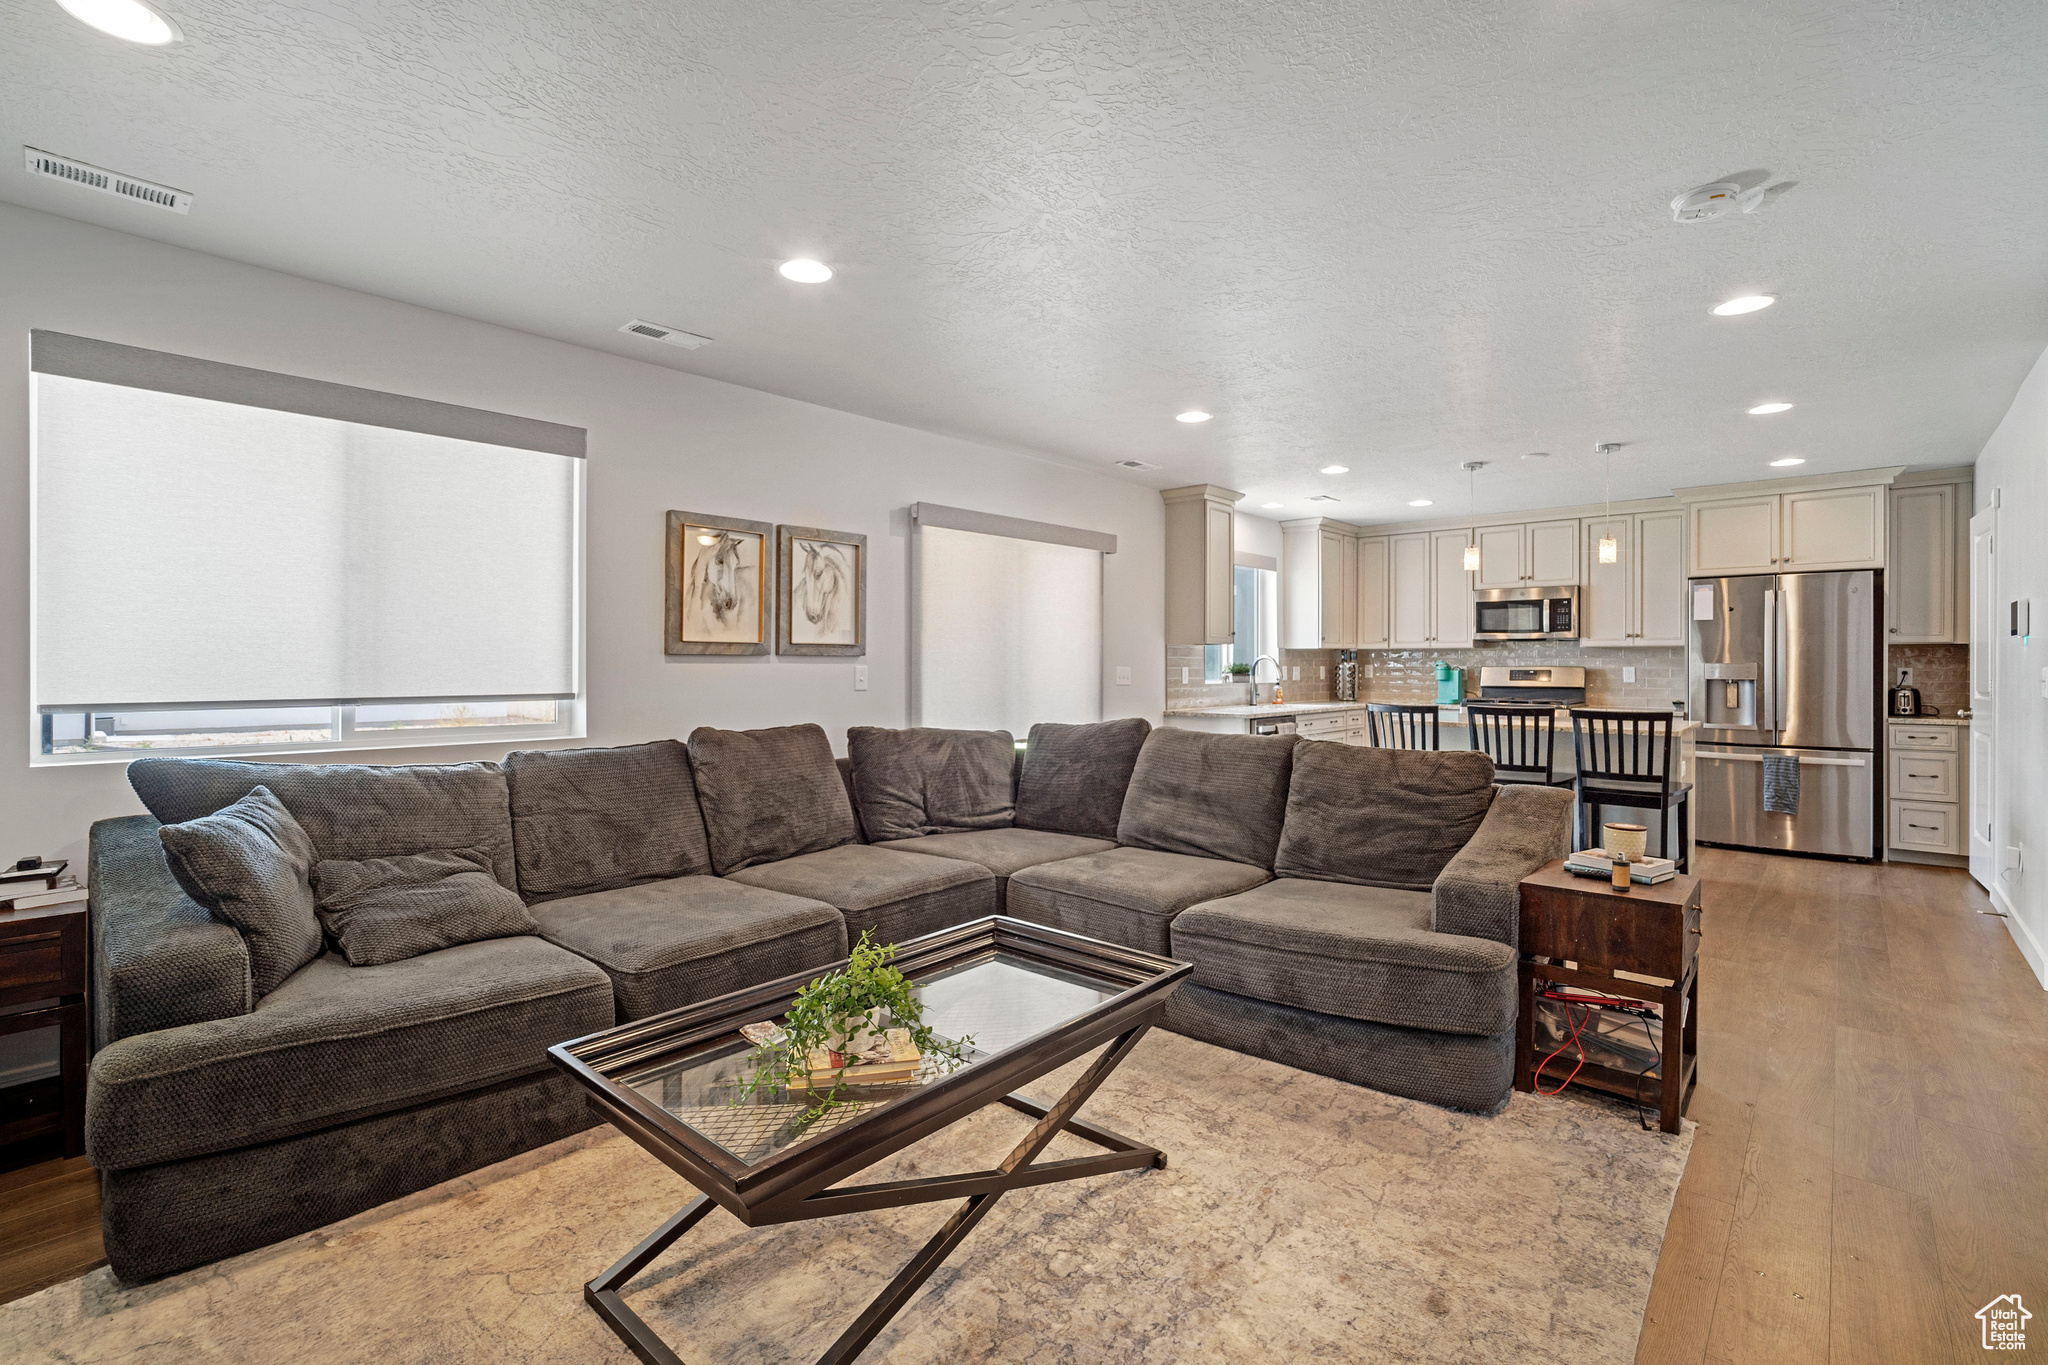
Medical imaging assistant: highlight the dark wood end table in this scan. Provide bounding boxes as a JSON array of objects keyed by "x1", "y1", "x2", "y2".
[
  {"x1": 1515, "y1": 860, "x2": 1701, "y2": 1134},
  {"x1": 551, "y1": 915, "x2": 1191, "y2": 1365},
  {"x1": 0, "y1": 902, "x2": 90, "y2": 1157}
]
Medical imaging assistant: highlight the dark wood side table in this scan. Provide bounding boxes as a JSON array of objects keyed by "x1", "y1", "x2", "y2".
[
  {"x1": 0, "y1": 903, "x2": 90, "y2": 1157},
  {"x1": 1515, "y1": 860, "x2": 1701, "y2": 1134}
]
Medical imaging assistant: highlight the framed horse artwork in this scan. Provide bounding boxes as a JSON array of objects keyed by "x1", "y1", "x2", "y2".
[
  {"x1": 776, "y1": 524, "x2": 866, "y2": 656},
  {"x1": 666, "y1": 511, "x2": 774, "y2": 655}
]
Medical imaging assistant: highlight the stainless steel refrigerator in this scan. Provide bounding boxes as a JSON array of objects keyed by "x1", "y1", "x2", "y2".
[{"x1": 1688, "y1": 570, "x2": 1880, "y2": 859}]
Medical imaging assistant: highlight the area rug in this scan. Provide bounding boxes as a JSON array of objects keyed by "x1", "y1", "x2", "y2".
[{"x1": 2, "y1": 1032, "x2": 1690, "y2": 1364}]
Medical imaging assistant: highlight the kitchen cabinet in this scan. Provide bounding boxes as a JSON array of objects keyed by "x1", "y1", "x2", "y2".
[
  {"x1": 1163, "y1": 484, "x2": 1241, "y2": 644},
  {"x1": 1886, "y1": 478, "x2": 1972, "y2": 644},
  {"x1": 1389, "y1": 533, "x2": 1432, "y2": 647},
  {"x1": 1429, "y1": 529, "x2": 1476, "y2": 648},
  {"x1": 1356, "y1": 536, "x2": 1389, "y2": 647},
  {"x1": 1281, "y1": 517, "x2": 1358, "y2": 649},
  {"x1": 1887, "y1": 719, "x2": 1967, "y2": 861},
  {"x1": 1687, "y1": 484, "x2": 1887, "y2": 576},
  {"x1": 1579, "y1": 510, "x2": 1685, "y2": 647},
  {"x1": 1472, "y1": 519, "x2": 1581, "y2": 589}
]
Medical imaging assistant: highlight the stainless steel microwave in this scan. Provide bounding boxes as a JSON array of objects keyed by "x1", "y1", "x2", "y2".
[{"x1": 1473, "y1": 585, "x2": 1579, "y2": 641}]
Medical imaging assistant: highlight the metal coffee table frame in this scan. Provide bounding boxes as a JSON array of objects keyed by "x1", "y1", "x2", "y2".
[{"x1": 549, "y1": 916, "x2": 1193, "y2": 1365}]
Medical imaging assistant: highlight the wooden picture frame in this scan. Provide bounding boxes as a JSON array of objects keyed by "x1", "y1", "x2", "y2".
[
  {"x1": 777, "y1": 525, "x2": 867, "y2": 656},
  {"x1": 666, "y1": 511, "x2": 773, "y2": 656}
]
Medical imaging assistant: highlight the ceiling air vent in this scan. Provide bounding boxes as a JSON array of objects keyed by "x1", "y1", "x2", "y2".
[
  {"x1": 1305, "y1": 494, "x2": 1340, "y2": 502},
  {"x1": 1113, "y1": 459, "x2": 1160, "y2": 470},
  {"x1": 24, "y1": 147, "x2": 191, "y2": 213},
  {"x1": 618, "y1": 319, "x2": 712, "y2": 349}
]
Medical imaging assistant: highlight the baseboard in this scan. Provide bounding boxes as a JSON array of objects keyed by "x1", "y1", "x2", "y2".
[
  {"x1": 1885, "y1": 848, "x2": 1970, "y2": 868},
  {"x1": 1991, "y1": 882, "x2": 2047, "y2": 990}
]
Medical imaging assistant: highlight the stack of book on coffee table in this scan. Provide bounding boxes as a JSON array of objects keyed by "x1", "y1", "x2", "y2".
[{"x1": 1564, "y1": 848, "x2": 1677, "y2": 885}]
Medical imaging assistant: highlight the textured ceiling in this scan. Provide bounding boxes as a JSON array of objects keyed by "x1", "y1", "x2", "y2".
[{"x1": 5, "y1": 0, "x2": 2046, "y2": 522}]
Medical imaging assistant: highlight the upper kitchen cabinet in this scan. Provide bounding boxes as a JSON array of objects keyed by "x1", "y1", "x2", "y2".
[
  {"x1": 1887, "y1": 473, "x2": 1974, "y2": 644},
  {"x1": 1388, "y1": 533, "x2": 1432, "y2": 647},
  {"x1": 1472, "y1": 519, "x2": 1581, "y2": 589},
  {"x1": 1429, "y1": 529, "x2": 1477, "y2": 647},
  {"x1": 1357, "y1": 535, "x2": 1389, "y2": 647},
  {"x1": 1579, "y1": 510, "x2": 1685, "y2": 647},
  {"x1": 1163, "y1": 484, "x2": 1241, "y2": 645},
  {"x1": 1281, "y1": 517, "x2": 1359, "y2": 648},
  {"x1": 1678, "y1": 471, "x2": 1901, "y2": 577}
]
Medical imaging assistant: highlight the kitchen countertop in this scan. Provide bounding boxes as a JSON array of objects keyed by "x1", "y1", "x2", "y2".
[
  {"x1": 1165, "y1": 700, "x2": 1700, "y2": 732},
  {"x1": 1887, "y1": 714, "x2": 1969, "y2": 726}
]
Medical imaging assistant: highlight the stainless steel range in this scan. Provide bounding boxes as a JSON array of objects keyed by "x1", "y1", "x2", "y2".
[{"x1": 1476, "y1": 666, "x2": 1587, "y2": 709}]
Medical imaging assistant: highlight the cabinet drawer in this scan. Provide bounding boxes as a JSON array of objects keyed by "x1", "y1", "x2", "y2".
[
  {"x1": 1890, "y1": 750, "x2": 1957, "y2": 801},
  {"x1": 0, "y1": 934, "x2": 67, "y2": 995},
  {"x1": 1889, "y1": 724, "x2": 1956, "y2": 752},
  {"x1": 1891, "y1": 801, "x2": 1962, "y2": 855},
  {"x1": 1295, "y1": 713, "x2": 1351, "y2": 735}
]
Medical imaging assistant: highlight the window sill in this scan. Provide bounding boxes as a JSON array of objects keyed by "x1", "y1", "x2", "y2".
[{"x1": 30, "y1": 721, "x2": 586, "y2": 767}]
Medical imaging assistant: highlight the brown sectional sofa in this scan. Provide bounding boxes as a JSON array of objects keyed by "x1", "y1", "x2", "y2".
[{"x1": 85, "y1": 715, "x2": 1567, "y2": 1282}]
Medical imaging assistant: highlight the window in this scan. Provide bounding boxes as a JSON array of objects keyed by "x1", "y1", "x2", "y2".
[
  {"x1": 1204, "y1": 563, "x2": 1277, "y2": 683},
  {"x1": 29, "y1": 331, "x2": 585, "y2": 762}
]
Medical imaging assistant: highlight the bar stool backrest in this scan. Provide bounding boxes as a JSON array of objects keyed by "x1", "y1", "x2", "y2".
[
  {"x1": 1570, "y1": 709, "x2": 1676, "y2": 799},
  {"x1": 1465, "y1": 704, "x2": 1558, "y2": 781},
  {"x1": 1366, "y1": 703, "x2": 1440, "y2": 751}
]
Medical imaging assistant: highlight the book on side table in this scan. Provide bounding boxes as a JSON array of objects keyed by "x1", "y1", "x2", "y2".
[{"x1": 1564, "y1": 849, "x2": 1676, "y2": 885}]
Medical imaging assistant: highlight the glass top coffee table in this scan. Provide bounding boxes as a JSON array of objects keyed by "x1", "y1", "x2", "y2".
[{"x1": 549, "y1": 915, "x2": 1192, "y2": 1365}]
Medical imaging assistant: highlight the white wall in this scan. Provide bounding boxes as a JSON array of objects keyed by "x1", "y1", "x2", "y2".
[
  {"x1": 0, "y1": 202, "x2": 1166, "y2": 872},
  {"x1": 1972, "y1": 342, "x2": 2048, "y2": 987}
]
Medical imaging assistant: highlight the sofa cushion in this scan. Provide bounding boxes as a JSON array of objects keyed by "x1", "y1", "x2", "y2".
[
  {"x1": 91, "y1": 815, "x2": 253, "y2": 1046},
  {"x1": 1169, "y1": 877, "x2": 1517, "y2": 1036},
  {"x1": 723, "y1": 845, "x2": 996, "y2": 946},
  {"x1": 504, "y1": 741, "x2": 713, "y2": 903},
  {"x1": 1275, "y1": 744, "x2": 1497, "y2": 891},
  {"x1": 1015, "y1": 718, "x2": 1151, "y2": 839},
  {"x1": 312, "y1": 849, "x2": 540, "y2": 967},
  {"x1": 1115, "y1": 728, "x2": 1297, "y2": 868},
  {"x1": 128, "y1": 757, "x2": 517, "y2": 890},
  {"x1": 154, "y1": 786, "x2": 323, "y2": 1000},
  {"x1": 845, "y1": 726, "x2": 1017, "y2": 844},
  {"x1": 686, "y1": 724, "x2": 859, "y2": 874},
  {"x1": 1006, "y1": 847, "x2": 1271, "y2": 955},
  {"x1": 873, "y1": 828, "x2": 1116, "y2": 910},
  {"x1": 85, "y1": 935, "x2": 614, "y2": 1171},
  {"x1": 531, "y1": 875, "x2": 847, "y2": 1020}
]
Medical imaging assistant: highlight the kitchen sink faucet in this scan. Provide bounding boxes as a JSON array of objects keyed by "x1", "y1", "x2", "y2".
[{"x1": 1249, "y1": 654, "x2": 1281, "y2": 705}]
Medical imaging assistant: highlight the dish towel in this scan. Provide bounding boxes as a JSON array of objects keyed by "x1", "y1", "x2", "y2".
[{"x1": 1761, "y1": 754, "x2": 1801, "y2": 814}]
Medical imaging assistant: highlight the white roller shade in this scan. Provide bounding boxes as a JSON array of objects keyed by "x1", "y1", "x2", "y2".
[
  {"x1": 32, "y1": 346, "x2": 582, "y2": 711},
  {"x1": 913, "y1": 511, "x2": 1107, "y2": 737}
]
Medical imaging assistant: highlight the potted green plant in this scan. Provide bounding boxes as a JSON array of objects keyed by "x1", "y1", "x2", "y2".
[
  {"x1": 733, "y1": 932, "x2": 973, "y2": 1121},
  {"x1": 1224, "y1": 662, "x2": 1253, "y2": 678}
]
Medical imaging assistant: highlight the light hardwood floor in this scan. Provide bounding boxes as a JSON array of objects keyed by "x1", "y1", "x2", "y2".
[
  {"x1": 1636, "y1": 847, "x2": 2048, "y2": 1364},
  {"x1": 2, "y1": 847, "x2": 2042, "y2": 1361}
]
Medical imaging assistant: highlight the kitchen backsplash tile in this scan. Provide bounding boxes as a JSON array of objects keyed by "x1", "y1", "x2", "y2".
[
  {"x1": 1164, "y1": 645, "x2": 1339, "y2": 708},
  {"x1": 1886, "y1": 642, "x2": 1969, "y2": 716},
  {"x1": 1358, "y1": 641, "x2": 1687, "y2": 709}
]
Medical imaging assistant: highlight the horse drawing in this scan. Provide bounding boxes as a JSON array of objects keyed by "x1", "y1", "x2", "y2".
[{"x1": 794, "y1": 540, "x2": 851, "y2": 640}]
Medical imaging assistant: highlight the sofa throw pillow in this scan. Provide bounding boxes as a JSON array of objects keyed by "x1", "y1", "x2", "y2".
[
  {"x1": 310, "y1": 848, "x2": 539, "y2": 967},
  {"x1": 157, "y1": 785, "x2": 324, "y2": 999},
  {"x1": 1015, "y1": 717, "x2": 1151, "y2": 840},
  {"x1": 845, "y1": 727, "x2": 1017, "y2": 844},
  {"x1": 503, "y1": 741, "x2": 713, "y2": 903},
  {"x1": 128, "y1": 757, "x2": 518, "y2": 890},
  {"x1": 1275, "y1": 744, "x2": 1498, "y2": 891},
  {"x1": 685, "y1": 723, "x2": 859, "y2": 874},
  {"x1": 1115, "y1": 727, "x2": 1299, "y2": 868}
]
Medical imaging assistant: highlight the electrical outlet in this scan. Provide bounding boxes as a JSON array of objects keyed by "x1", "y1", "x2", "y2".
[
  {"x1": 1179, "y1": 666, "x2": 1189, "y2": 686},
  {"x1": 1623, "y1": 666, "x2": 1637, "y2": 683},
  {"x1": 1363, "y1": 664, "x2": 1375, "y2": 680},
  {"x1": 2002, "y1": 844, "x2": 2025, "y2": 884},
  {"x1": 1114, "y1": 665, "x2": 1132, "y2": 686},
  {"x1": 1319, "y1": 666, "x2": 1327, "y2": 681},
  {"x1": 1291, "y1": 666, "x2": 1301, "y2": 681},
  {"x1": 854, "y1": 665, "x2": 868, "y2": 692}
]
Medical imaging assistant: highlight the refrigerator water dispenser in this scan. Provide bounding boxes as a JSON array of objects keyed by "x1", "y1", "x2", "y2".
[{"x1": 1699, "y1": 662, "x2": 1759, "y2": 729}]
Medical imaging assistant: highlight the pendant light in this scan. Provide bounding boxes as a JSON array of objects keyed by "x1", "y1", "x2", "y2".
[
  {"x1": 1460, "y1": 461, "x2": 1485, "y2": 572},
  {"x1": 1596, "y1": 442, "x2": 1622, "y2": 564}
]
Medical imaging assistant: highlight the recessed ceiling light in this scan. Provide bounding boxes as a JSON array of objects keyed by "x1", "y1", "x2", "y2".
[
  {"x1": 1770, "y1": 457, "x2": 1806, "y2": 467},
  {"x1": 777, "y1": 258, "x2": 833, "y2": 283},
  {"x1": 1175, "y1": 410, "x2": 1212, "y2": 423},
  {"x1": 1748, "y1": 402, "x2": 1794, "y2": 415},
  {"x1": 1320, "y1": 464, "x2": 1349, "y2": 474},
  {"x1": 1712, "y1": 295, "x2": 1776, "y2": 316},
  {"x1": 56, "y1": 0, "x2": 182, "y2": 43},
  {"x1": 1407, "y1": 499, "x2": 1433, "y2": 507},
  {"x1": 1261, "y1": 501, "x2": 1284, "y2": 509}
]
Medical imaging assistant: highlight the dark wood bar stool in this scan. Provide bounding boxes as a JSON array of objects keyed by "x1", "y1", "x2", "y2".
[
  {"x1": 1365, "y1": 703, "x2": 1440, "y2": 751},
  {"x1": 1464, "y1": 704, "x2": 1575, "y2": 787},
  {"x1": 1569, "y1": 709, "x2": 1691, "y2": 871}
]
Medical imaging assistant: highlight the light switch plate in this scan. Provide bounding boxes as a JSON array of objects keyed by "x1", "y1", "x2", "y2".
[
  {"x1": 1291, "y1": 666, "x2": 1301, "y2": 680},
  {"x1": 1623, "y1": 666, "x2": 1637, "y2": 683},
  {"x1": 1114, "y1": 665, "x2": 1132, "y2": 686},
  {"x1": 1179, "y1": 666, "x2": 1189, "y2": 686},
  {"x1": 854, "y1": 665, "x2": 868, "y2": 692},
  {"x1": 1319, "y1": 666, "x2": 1327, "y2": 680}
]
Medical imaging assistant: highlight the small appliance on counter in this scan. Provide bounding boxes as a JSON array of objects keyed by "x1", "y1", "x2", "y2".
[
  {"x1": 1889, "y1": 669, "x2": 1922, "y2": 717},
  {"x1": 1435, "y1": 662, "x2": 1464, "y2": 705}
]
